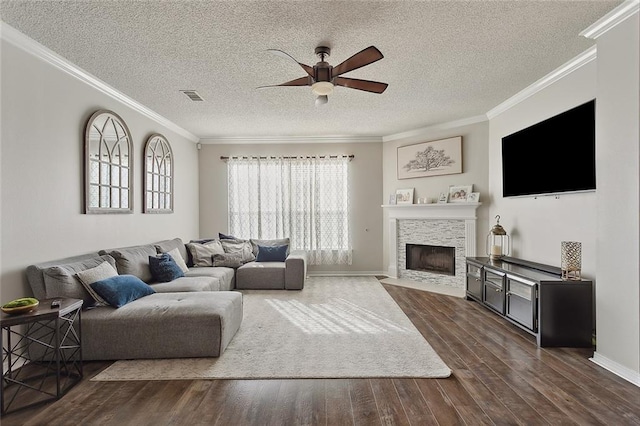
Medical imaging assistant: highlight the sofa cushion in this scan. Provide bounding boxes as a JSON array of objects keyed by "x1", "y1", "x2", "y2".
[
  {"x1": 236, "y1": 261, "x2": 286, "y2": 289},
  {"x1": 220, "y1": 239, "x2": 255, "y2": 263},
  {"x1": 150, "y1": 276, "x2": 222, "y2": 292},
  {"x1": 256, "y1": 244, "x2": 289, "y2": 262},
  {"x1": 184, "y1": 267, "x2": 235, "y2": 291},
  {"x1": 186, "y1": 240, "x2": 225, "y2": 267},
  {"x1": 149, "y1": 253, "x2": 185, "y2": 283},
  {"x1": 75, "y1": 261, "x2": 118, "y2": 307},
  {"x1": 91, "y1": 274, "x2": 156, "y2": 308},
  {"x1": 42, "y1": 254, "x2": 118, "y2": 304},
  {"x1": 250, "y1": 238, "x2": 291, "y2": 256},
  {"x1": 154, "y1": 238, "x2": 188, "y2": 266},
  {"x1": 218, "y1": 232, "x2": 236, "y2": 240},
  {"x1": 80, "y1": 291, "x2": 243, "y2": 360},
  {"x1": 106, "y1": 244, "x2": 157, "y2": 283}
]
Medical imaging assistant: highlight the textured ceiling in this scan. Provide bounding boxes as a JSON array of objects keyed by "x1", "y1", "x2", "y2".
[{"x1": 0, "y1": 1, "x2": 622, "y2": 139}]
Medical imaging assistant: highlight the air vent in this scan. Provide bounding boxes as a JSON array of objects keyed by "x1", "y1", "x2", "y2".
[{"x1": 180, "y1": 90, "x2": 204, "y2": 101}]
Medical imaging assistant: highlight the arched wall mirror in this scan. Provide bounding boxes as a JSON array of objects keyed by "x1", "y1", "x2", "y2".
[
  {"x1": 144, "y1": 133, "x2": 174, "y2": 213},
  {"x1": 84, "y1": 110, "x2": 133, "y2": 214}
]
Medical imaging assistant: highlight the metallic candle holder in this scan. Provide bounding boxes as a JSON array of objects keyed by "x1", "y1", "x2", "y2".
[{"x1": 561, "y1": 241, "x2": 582, "y2": 280}]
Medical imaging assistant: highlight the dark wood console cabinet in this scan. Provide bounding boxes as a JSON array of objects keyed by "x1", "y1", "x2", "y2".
[{"x1": 466, "y1": 257, "x2": 593, "y2": 348}]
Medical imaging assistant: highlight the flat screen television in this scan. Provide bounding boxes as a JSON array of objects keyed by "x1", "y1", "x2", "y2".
[{"x1": 501, "y1": 99, "x2": 596, "y2": 197}]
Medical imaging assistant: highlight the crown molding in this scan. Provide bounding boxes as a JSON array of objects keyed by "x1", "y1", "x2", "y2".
[
  {"x1": 580, "y1": 0, "x2": 639, "y2": 40},
  {"x1": 486, "y1": 46, "x2": 597, "y2": 120},
  {"x1": 382, "y1": 115, "x2": 488, "y2": 143},
  {"x1": 0, "y1": 22, "x2": 199, "y2": 143},
  {"x1": 199, "y1": 135, "x2": 382, "y2": 145}
]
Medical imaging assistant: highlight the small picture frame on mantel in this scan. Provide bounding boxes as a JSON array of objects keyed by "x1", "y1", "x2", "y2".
[
  {"x1": 389, "y1": 194, "x2": 397, "y2": 205},
  {"x1": 437, "y1": 192, "x2": 449, "y2": 204},
  {"x1": 466, "y1": 192, "x2": 480, "y2": 203},
  {"x1": 396, "y1": 188, "x2": 414, "y2": 205}
]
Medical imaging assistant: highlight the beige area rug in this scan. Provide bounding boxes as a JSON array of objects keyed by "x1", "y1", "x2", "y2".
[{"x1": 92, "y1": 276, "x2": 451, "y2": 381}]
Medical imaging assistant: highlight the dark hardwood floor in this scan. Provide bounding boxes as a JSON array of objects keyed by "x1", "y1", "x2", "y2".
[{"x1": 3, "y1": 283, "x2": 639, "y2": 425}]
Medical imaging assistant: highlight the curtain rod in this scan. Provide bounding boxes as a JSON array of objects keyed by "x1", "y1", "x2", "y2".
[{"x1": 220, "y1": 155, "x2": 354, "y2": 161}]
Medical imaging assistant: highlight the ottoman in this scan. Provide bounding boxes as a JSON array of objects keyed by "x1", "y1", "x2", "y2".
[{"x1": 80, "y1": 291, "x2": 243, "y2": 360}]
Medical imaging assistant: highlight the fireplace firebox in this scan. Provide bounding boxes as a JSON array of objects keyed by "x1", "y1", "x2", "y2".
[{"x1": 406, "y1": 244, "x2": 455, "y2": 276}]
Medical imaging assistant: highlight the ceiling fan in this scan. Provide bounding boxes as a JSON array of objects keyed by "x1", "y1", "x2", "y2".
[{"x1": 259, "y1": 45, "x2": 388, "y2": 106}]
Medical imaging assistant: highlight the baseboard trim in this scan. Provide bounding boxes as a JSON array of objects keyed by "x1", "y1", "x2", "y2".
[
  {"x1": 590, "y1": 352, "x2": 640, "y2": 387},
  {"x1": 307, "y1": 271, "x2": 387, "y2": 277}
]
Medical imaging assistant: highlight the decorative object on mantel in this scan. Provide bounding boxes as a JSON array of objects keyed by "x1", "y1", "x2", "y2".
[
  {"x1": 397, "y1": 136, "x2": 462, "y2": 179},
  {"x1": 561, "y1": 241, "x2": 582, "y2": 280},
  {"x1": 143, "y1": 133, "x2": 174, "y2": 213},
  {"x1": 448, "y1": 184, "x2": 473, "y2": 203},
  {"x1": 486, "y1": 215, "x2": 510, "y2": 260},
  {"x1": 84, "y1": 109, "x2": 133, "y2": 214},
  {"x1": 437, "y1": 192, "x2": 449, "y2": 204},
  {"x1": 395, "y1": 188, "x2": 414, "y2": 204},
  {"x1": 466, "y1": 192, "x2": 480, "y2": 203},
  {"x1": 388, "y1": 194, "x2": 397, "y2": 205}
]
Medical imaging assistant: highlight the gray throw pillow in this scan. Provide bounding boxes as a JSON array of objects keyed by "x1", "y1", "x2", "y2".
[
  {"x1": 186, "y1": 240, "x2": 225, "y2": 267},
  {"x1": 220, "y1": 239, "x2": 256, "y2": 263},
  {"x1": 212, "y1": 253, "x2": 244, "y2": 268},
  {"x1": 250, "y1": 238, "x2": 291, "y2": 256}
]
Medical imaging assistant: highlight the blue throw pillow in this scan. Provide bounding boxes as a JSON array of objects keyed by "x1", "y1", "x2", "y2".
[
  {"x1": 90, "y1": 275, "x2": 156, "y2": 308},
  {"x1": 149, "y1": 253, "x2": 185, "y2": 283},
  {"x1": 256, "y1": 244, "x2": 289, "y2": 262}
]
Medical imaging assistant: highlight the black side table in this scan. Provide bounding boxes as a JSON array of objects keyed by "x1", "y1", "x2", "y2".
[{"x1": 1, "y1": 298, "x2": 83, "y2": 415}]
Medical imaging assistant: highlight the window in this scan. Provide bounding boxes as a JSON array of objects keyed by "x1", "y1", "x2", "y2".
[
  {"x1": 227, "y1": 156, "x2": 351, "y2": 265},
  {"x1": 84, "y1": 110, "x2": 133, "y2": 213},
  {"x1": 144, "y1": 134, "x2": 173, "y2": 213}
]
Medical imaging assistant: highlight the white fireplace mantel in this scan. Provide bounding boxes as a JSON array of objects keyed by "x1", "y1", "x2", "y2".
[{"x1": 382, "y1": 203, "x2": 481, "y2": 279}]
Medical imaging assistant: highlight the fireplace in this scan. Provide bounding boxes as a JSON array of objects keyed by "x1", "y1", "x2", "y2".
[{"x1": 406, "y1": 244, "x2": 456, "y2": 276}]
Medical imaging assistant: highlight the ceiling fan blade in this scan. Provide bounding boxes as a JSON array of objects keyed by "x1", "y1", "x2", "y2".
[
  {"x1": 334, "y1": 77, "x2": 388, "y2": 94},
  {"x1": 267, "y1": 49, "x2": 314, "y2": 77},
  {"x1": 257, "y1": 76, "x2": 311, "y2": 89},
  {"x1": 332, "y1": 46, "x2": 384, "y2": 77}
]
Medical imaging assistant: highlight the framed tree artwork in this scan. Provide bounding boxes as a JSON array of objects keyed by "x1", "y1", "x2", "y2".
[{"x1": 397, "y1": 136, "x2": 462, "y2": 179}]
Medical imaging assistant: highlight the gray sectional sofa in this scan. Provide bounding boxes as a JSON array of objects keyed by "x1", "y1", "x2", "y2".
[{"x1": 25, "y1": 237, "x2": 307, "y2": 361}]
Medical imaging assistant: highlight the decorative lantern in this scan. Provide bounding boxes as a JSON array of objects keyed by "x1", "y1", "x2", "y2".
[
  {"x1": 486, "y1": 215, "x2": 510, "y2": 260},
  {"x1": 561, "y1": 241, "x2": 582, "y2": 280}
]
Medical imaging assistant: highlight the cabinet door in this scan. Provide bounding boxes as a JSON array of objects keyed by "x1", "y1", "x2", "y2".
[
  {"x1": 506, "y1": 276, "x2": 536, "y2": 331},
  {"x1": 466, "y1": 262, "x2": 483, "y2": 301},
  {"x1": 483, "y1": 268, "x2": 505, "y2": 314}
]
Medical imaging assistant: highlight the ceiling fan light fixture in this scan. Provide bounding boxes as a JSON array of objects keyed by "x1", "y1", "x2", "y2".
[
  {"x1": 315, "y1": 95, "x2": 328, "y2": 106},
  {"x1": 311, "y1": 81, "x2": 334, "y2": 96}
]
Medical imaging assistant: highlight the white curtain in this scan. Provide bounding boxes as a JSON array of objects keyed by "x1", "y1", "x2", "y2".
[{"x1": 227, "y1": 156, "x2": 352, "y2": 265}]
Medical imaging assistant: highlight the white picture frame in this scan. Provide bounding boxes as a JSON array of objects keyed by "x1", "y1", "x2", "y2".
[
  {"x1": 397, "y1": 136, "x2": 463, "y2": 179},
  {"x1": 467, "y1": 192, "x2": 480, "y2": 203},
  {"x1": 449, "y1": 185, "x2": 473, "y2": 203},
  {"x1": 396, "y1": 188, "x2": 414, "y2": 205},
  {"x1": 437, "y1": 192, "x2": 449, "y2": 204},
  {"x1": 389, "y1": 194, "x2": 397, "y2": 205}
]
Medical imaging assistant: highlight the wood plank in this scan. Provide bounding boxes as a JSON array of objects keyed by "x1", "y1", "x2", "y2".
[
  {"x1": 413, "y1": 378, "x2": 464, "y2": 426},
  {"x1": 349, "y1": 379, "x2": 381, "y2": 426},
  {"x1": 325, "y1": 379, "x2": 354, "y2": 426},
  {"x1": 369, "y1": 379, "x2": 410, "y2": 426},
  {"x1": 392, "y1": 378, "x2": 437, "y2": 424}
]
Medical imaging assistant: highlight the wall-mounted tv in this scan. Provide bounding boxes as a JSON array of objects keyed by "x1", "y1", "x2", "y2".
[{"x1": 502, "y1": 99, "x2": 596, "y2": 198}]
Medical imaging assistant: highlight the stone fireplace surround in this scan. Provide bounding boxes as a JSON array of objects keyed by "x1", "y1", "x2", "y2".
[{"x1": 383, "y1": 203, "x2": 480, "y2": 290}]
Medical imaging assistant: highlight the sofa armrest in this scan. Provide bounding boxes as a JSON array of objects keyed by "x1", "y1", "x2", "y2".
[{"x1": 284, "y1": 250, "x2": 307, "y2": 290}]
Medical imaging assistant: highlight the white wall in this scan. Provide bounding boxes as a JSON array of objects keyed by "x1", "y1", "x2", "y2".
[
  {"x1": 198, "y1": 141, "x2": 384, "y2": 275},
  {"x1": 1, "y1": 39, "x2": 200, "y2": 302},
  {"x1": 488, "y1": 9, "x2": 640, "y2": 384},
  {"x1": 591, "y1": 12, "x2": 640, "y2": 381},
  {"x1": 382, "y1": 120, "x2": 490, "y2": 273},
  {"x1": 488, "y1": 60, "x2": 598, "y2": 278}
]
